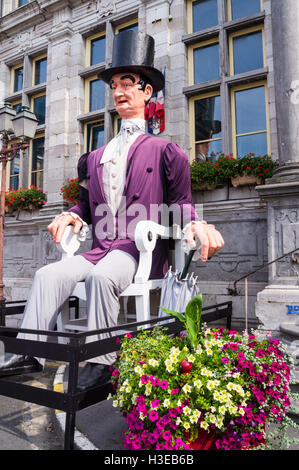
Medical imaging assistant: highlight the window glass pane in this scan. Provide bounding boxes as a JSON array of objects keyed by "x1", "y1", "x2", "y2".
[
  {"x1": 87, "y1": 122, "x2": 104, "y2": 152},
  {"x1": 194, "y1": 95, "x2": 222, "y2": 160},
  {"x1": 230, "y1": 0, "x2": 261, "y2": 20},
  {"x1": 233, "y1": 31, "x2": 263, "y2": 74},
  {"x1": 12, "y1": 103, "x2": 22, "y2": 114},
  {"x1": 33, "y1": 95, "x2": 46, "y2": 125},
  {"x1": 236, "y1": 132, "x2": 267, "y2": 157},
  {"x1": 235, "y1": 86, "x2": 266, "y2": 134},
  {"x1": 192, "y1": 0, "x2": 218, "y2": 32},
  {"x1": 90, "y1": 36, "x2": 106, "y2": 66},
  {"x1": 31, "y1": 137, "x2": 44, "y2": 188},
  {"x1": 10, "y1": 154, "x2": 20, "y2": 190},
  {"x1": 14, "y1": 67, "x2": 23, "y2": 92},
  {"x1": 18, "y1": 0, "x2": 28, "y2": 6},
  {"x1": 34, "y1": 58, "x2": 47, "y2": 85},
  {"x1": 89, "y1": 79, "x2": 105, "y2": 111},
  {"x1": 193, "y1": 43, "x2": 219, "y2": 83}
]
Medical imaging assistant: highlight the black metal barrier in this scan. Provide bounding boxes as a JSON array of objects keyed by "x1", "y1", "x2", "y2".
[{"x1": 0, "y1": 301, "x2": 232, "y2": 450}]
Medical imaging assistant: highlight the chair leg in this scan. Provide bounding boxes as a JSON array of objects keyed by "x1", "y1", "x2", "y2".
[{"x1": 135, "y1": 292, "x2": 150, "y2": 326}]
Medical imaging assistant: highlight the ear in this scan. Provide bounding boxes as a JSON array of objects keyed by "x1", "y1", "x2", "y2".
[{"x1": 144, "y1": 83, "x2": 153, "y2": 103}]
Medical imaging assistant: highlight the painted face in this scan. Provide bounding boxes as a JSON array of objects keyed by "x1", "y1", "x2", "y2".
[{"x1": 110, "y1": 73, "x2": 153, "y2": 119}]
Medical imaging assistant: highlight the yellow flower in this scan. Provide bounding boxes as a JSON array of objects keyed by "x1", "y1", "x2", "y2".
[
  {"x1": 219, "y1": 405, "x2": 226, "y2": 415},
  {"x1": 148, "y1": 359, "x2": 159, "y2": 367},
  {"x1": 207, "y1": 380, "x2": 215, "y2": 391},
  {"x1": 190, "y1": 415, "x2": 198, "y2": 424},
  {"x1": 187, "y1": 354, "x2": 195, "y2": 363},
  {"x1": 183, "y1": 406, "x2": 191, "y2": 415},
  {"x1": 195, "y1": 346, "x2": 203, "y2": 354},
  {"x1": 166, "y1": 364, "x2": 174, "y2": 372},
  {"x1": 183, "y1": 422, "x2": 190, "y2": 430}
]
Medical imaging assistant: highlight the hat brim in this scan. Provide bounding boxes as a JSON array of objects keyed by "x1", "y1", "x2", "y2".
[{"x1": 98, "y1": 65, "x2": 165, "y2": 93}]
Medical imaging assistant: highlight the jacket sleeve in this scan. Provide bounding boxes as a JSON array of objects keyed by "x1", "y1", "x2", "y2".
[
  {"x1": 67, "y1": 152, "x2": 92, "y2": 225},
  {"x1": 163, "y1": 142, "x2": 200, "y2": 228}
]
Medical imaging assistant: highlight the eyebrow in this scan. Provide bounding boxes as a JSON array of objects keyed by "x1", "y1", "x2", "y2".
[{"x1": 120, "y1": 74, "x2": 136, "y2": 82}]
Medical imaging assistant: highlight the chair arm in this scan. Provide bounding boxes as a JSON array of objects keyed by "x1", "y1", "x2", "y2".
[
  {"x1": 134, "y1": 221, "x2": 182, "y2": 283},
  {"x1": 56, "y1": 225, "x2": 82, "y2": 259}
]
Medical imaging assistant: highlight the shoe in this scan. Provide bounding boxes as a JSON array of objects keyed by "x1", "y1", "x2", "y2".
[
  {"x1": 77, "y1": 362, "x2": 112, "y2": 392},
  {"x1": 0, "y1": 354, "x2": 42, "y2": 377}
]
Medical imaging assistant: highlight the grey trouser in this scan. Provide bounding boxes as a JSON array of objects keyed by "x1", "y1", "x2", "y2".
[{"x1": 18, "y1": 250, "x2": 137, "y2": 365}]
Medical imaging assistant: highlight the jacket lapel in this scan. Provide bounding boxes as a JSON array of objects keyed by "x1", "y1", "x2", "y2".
[
  {"x1": 123, "y1": 134, "x2": 150, "y2": 194},
  {"x1": 95, "y1": 146, "x2": 108, "y2": 203}
]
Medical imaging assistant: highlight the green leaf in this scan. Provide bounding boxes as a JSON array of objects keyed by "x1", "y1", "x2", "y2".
[
  {"x1": 185, "y1": 294, "x2": 202, "y2": 324},
  {"x1": 185, "y1": 315, "x2": 198, "y2": 349},
  {"x1": 159, "y1": 307, "x2": 186, "y2": 324}
]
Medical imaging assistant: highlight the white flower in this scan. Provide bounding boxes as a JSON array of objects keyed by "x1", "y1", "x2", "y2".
[
  {"x1": 134, "y1": 365, "x2": 143, "y2": 375},
  {"x1": 183, "y1": 422, "x2": 190, "y2": 430},
  {"x1": 166, "y1": 364, "x2": 174, "y2": 372},
  {"x1": 182, "y1": 384, "x2": 192, "y2": 394},
  {"x1": 187, "y1": 354, "x2": 195, "y2": 363},
  {"x1": 193, "y1": 409, "x2": 201, "y2": 419},
  {"x1": 163, "y1": 399, "x2": 171, "y2": 408},
  {"x1": 148, "y1": 359, "x2": 159, "y2": 367},
  {"x1": 190, "y1": 415, "x2": 198, "y2": 424},
  {"x1": 176, "y1": 417, "x2": 182, "y2": 425},
  {"x1": 200, "y1": 421, "x2": 209, "y2": 430},
  {"x1": 125, "y1": 385, "x2": 132, "y2": 393},
  {"x1": 194, "y1": 379, "x2": 202, "y2": 389},
  {"x1": 183, "y1": 406, "x2": 191, "y2": 415},
  {"x1": 112, "y1": 400, "x2": 118, "y2": 408},
  {"x1": 107, "y1": 393, "x2": 112, "y2": 400},
  {"x1": 206, "y1": 348, "x2": 213, "y2": 356},
  {"x1": 219, "y1": 405, "x2": 226, "y2": 415},
  {"x1": 195, "y1": 346, "x2": 203, "y2": 355}
]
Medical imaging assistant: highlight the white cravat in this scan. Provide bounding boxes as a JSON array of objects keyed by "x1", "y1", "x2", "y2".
[{"x1": 101, "y1": 118, "x2": 146, "y2": 215}]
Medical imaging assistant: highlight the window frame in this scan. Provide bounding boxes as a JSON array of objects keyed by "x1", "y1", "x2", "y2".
[
  {"x1": 32, "y1": 53, "x2": 47, "y2": 87},
  {"x1": 188, "y1": 37, "x2": 219, "y2": 86},
  {"x1": 10, "y1": 63, "x2": 24, "y2": 94},
  {"x1": 186, "y1": 0, "x2": 219, "y2": 35},
  {"x1": 228, "y1": 24, "x2": 266, "y2": 76},
  {"x1": 114, "y1": 19, "x2": 138, "y2": 35},
  {"x1": 189, "y1": 90, "x2": 222, "y2": 160},
  {"x1": 85, "y1": 30, "x2": 106, "y2": 68},
  {"x1": 28, "y1": 132, "x2": 45, "y2": 188},
  {"x1": 227, "y1": 0, "x2": 264, "y2": 22},
  {"x1": 231, "y1": 80, "x2": 270, "y2": 157}
]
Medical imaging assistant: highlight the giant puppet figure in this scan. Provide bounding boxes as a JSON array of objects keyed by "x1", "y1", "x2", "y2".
[{"x1": 0, "y1": 31, "x2": 224, "y2": 391}]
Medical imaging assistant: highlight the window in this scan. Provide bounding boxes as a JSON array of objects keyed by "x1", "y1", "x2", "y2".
[
  {"x1": 188, "y1": 0, "x2": 218, "y2": 33},
  {"x1": 85, "y1": 120, "x2": 105, "y2": 152},
  {"x1": 231, "y1": 82, "x2": 269, "y2": 157},
  {"x1": 228, "y1": 0, "x2": 262, "y2": 21},
  {"x1": 31, "y1": 94, "x2": 46, "y2": 125},
  {"x1": 190, "y1": 92, "x2": 222, "y2": 160},
  {"x1": 86, "y1": 32, "x2": 106, "y2": 67},
  {"x1": 9, "y1": 153, "x2": 20, "y2": 190},
  {"x1": 11, "y1": 64, "x2": 23, "y2": 93},
  {"x1": 114, "y1": 116, "x2": 121, "y2": 136},
  {"x1": 229, "y1": 26, "x2": 265, "y2": 75},
  {"x1": 189, "y1": 39, "x2": 219, "y2": 85},
  {"x1": 115, "y1": 19, "x2": 138, "y2": 34},
  {"x1": 85, "y1": 76, "x2": 105, "y2": 112},
  {"x1": 11, "y1": 100, "x2": 22, "y2": 114},
  {"x1": 18, "y1": 0, "x2": 29, "y2": 6},
  {"x1": 33, "y1": 55, "x2": 47, "y2": 86},
  {"x1": 30, "y1": 135, "x2": 44, "y2": 187}
]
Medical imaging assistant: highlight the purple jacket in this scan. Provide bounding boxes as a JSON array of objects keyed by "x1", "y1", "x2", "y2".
[{"x1": 69, "y1": 134, "x2": 198, "y2": 279}]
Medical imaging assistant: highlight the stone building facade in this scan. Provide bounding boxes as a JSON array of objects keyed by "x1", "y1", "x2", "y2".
[{"x1": 0, "y1": 0, "x2": 298, "y2": 334}]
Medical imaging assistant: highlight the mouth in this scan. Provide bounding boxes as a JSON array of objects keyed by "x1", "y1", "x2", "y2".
[{"x1": 117, "y1": 99, "x2": 128, "y2": 105}]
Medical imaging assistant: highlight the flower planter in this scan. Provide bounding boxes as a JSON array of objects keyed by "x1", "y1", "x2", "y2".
[
  {"x1": 189, "y1": 429, "x2": 218, "y2": 450},
  {"x1": 193, "y1": 184, "x2": 216, "y2": 191},
  {"x1": 231, "y1": 175, "x2": 262, "y2": 188},
  {"x1": 16, "y1": 209, "x2": 40, "y2": 221}
]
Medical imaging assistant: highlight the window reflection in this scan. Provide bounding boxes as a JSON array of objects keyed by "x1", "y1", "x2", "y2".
[
  {"x1": 194, "y1": 95, "x2": 222, "y2": 161},
  {"x1": 192, "y1": 0, "x2": 218, "y2": 32},
  {"x1": 86, "y1": 122, "x2": 105, "y2": 152},
  {"x1": 89, "y1": 79, "x2": 105, "y2": 111},
  {"x1": 233, "y1": 31, "x2": 263, "y2": 75},
  {"x1": 230, "y1": 0, "x2": 261, "y2": 20},
  {"x1": 237, "y1": 133, "x2": 267, "y2": 157},
  {"x1": 13, "y1": 67, "x2": 23, "y2": 93},
  {"x1": 193, "y1": 43, "x2": 219, "y2": 83},
  {"x1": 33, "y1": 95, "x2": 46, "y2": 125},
  {"x1": 90, "y1": 36, "x2": 106, "y2": 66},
  {"x1": 34, "y1": 58, "x2": 47, "y2": 85},
  {"x1": 31, "y1": 137, "x2": 44, "y2": 188}
]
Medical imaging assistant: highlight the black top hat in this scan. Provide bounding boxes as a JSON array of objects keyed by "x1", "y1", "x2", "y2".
[{"x1": 98, "y1": 30, "x2": 165, "y2": 93}]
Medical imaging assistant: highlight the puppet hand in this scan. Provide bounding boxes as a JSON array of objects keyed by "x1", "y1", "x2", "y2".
[
  {"x1": 48, "y1": 213, "x2": 83, "y2": 244},
  {"x1": 184, "y1": 220, "x2": 224, "y2": 262}
]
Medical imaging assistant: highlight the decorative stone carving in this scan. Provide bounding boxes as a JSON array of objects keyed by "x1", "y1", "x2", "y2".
[
  {"x1": 97, "y1": 0, "x2": 115, "y2": 18},
  {"x1": 15, "y1": 30, "x2": 33, "y2": 53}
]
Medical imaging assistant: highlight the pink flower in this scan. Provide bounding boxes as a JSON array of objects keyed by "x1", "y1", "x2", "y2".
[
  {"x1": 160, "y1": 380, "x2": 169, "y2": 389},
  {"x1": 151, "y1": 399, "x2": 160, "y2": 408},
  {"x1": 125, "y1": 333, "x2": 132, "y2": 338},
  {"x1": 171, "y1": 388, "x2": 179, "y2": 395},
  {"x1": 148, "y1": 410, "x2": 159, "y2": 422}
]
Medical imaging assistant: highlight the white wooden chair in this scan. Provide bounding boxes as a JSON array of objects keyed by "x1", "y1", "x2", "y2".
[{"x1": 56, "y1": 221, "x2": 185, "y2": 339}]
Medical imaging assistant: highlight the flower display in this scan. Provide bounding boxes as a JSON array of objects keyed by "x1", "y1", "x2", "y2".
[
  {"x1": 5, "y1": 185, "x2": 47, "y2": 211},
  {"x1": 60, "y1": 177, "x2": 79, "y2": 204},
  {"x1": 110, "y1": 296, "x2": 298, "y2": 451},
  {"x1": 190, "y1": 154, "x2": 279, "y2": 191}
]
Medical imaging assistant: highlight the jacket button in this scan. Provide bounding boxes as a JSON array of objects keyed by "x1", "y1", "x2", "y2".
[
  {"x1": 132, "y1": 193, "x2": 140, "y2": 200},
  {"x1": 93, "y1": 200, "x2": 98, "y2": 206},
  {"x1": 147, "y1": 167, "x2": 153, "y2": 173}
]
